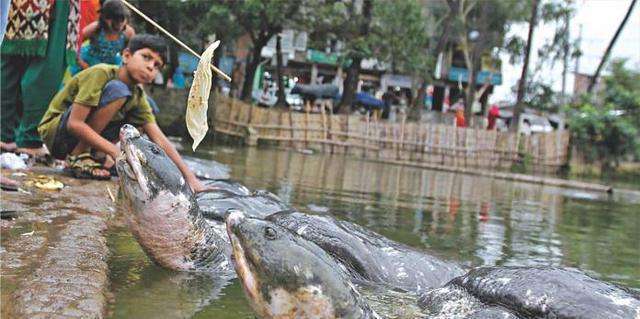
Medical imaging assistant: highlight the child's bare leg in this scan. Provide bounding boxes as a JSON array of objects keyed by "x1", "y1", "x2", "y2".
[
  {"x1": 69, "y1": 99, "x2": 125, "y2": 177},
  {"x1": 70, "y1": 98, "x2": 125, "y2": 156}
]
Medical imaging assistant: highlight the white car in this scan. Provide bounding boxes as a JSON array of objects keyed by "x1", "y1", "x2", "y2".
[{"x1": 519, "y1": 113, "x2": 553, "y2": 134}]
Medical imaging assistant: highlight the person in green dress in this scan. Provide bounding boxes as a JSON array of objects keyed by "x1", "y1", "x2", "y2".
[{"x1": 1, "y1": 0, "x2": 79, "y2": 158}]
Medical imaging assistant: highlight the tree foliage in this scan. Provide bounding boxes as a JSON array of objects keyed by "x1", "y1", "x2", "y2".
[
  {"x1": 372, "y1": 0, "x2": 430, "y2": 75},
  {"x1": 510, "y1": 1, "x2": 580, "y2": 113},
  {"x1": 218, "y1": 0, "x2": 305, "y2": 101},
  {"x1": 448, "y1": 0, "x2": 529, "y2": 118},
  {"x1": 568, "y1": 59, "x2": 640, "y2": 171}
]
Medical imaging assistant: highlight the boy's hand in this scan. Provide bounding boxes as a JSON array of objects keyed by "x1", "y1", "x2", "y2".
[
  {"x1": 103, "y1": 154, "x2": 116, "y2": 169},
  {"x1": 187, "y1": 177, "x2": 209, "y2": 193}
]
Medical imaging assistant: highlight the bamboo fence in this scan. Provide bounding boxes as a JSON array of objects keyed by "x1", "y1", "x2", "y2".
[{"x1": 213, "y1": 96, "x2": 570, "y2": 172}]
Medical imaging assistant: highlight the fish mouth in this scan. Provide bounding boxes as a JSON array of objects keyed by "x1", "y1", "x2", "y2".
[
  {"x1": 118, "y1": 125, "x2": 150, "y2": 196},
  {"x1": 116, "y1": 151, "x2": 137, "y2": 180},
  {"x1": 226, "y1": 211, "x2": 261, "y2": 305}
]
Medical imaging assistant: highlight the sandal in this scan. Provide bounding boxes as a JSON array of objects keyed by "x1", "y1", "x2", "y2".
[{"x1": 64, "y1": 153, "x2": 111, "y2": 180}]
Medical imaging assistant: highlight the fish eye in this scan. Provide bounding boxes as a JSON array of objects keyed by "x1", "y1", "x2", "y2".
[
  {"x1": 149, "y1": 145, "x2": 161, "y2": 154},
  {"x1": 264, "y1": 227, "x2": 277, "y2": 240}
]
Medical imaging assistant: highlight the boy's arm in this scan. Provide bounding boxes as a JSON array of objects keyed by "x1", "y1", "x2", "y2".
[
  {"x1": 67, "y1": 101, "x2": 124, "y2": 159},
  {"x1": 142, "y1": 122, "x2": 205, "y2": 193}
]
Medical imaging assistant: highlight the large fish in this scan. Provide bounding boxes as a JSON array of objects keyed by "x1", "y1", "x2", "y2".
[
  {"x1": 116, "y1": 124, "x2": 232, "y2": 272},
  {"x1": 420, "y1": 267, "x2": 640, "y2": 319},
  {"x1": 268, "y1": 211, "x2": 464, "y2": 294},
  {"x1": 115, "y1": 125, "x2": 288, "y2": 272},
  {"x1": 226, "y1": 210, "x2": 379, "y2": 319}
]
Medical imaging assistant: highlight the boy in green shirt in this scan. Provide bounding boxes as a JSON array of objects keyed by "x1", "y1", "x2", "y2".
[{"x1": 38, "y1": 34, "x2": 205, "y2": 192}]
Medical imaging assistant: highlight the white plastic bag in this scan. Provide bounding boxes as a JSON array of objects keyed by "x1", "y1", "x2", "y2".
[
  {"x1": 186, "y1": 40, "x2": 220, "y2": 151},
  {"x1": 0, "y1": 153, "x2": 27, "y2": 170}
]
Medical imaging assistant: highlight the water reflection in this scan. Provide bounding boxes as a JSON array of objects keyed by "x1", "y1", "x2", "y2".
[{"x1": 107, "y1": 229, "x2": 253, "y2": 319}]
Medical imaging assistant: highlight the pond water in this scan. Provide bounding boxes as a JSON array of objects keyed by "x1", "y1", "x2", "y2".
[{"x1": 107, "y1": 144, "x2": 640, "y2": 318}]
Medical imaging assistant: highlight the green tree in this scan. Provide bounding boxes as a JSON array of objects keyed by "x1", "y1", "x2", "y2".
[
  {"x1": 516, "y1": 1, "x2": 580, "y2": 113},
  {"x1": 568, "y1": 59, "x2": 640, "y2": 172},
  {"x1": 602, "y1": 59, "x2": 640, "y2": 127},
  {"x1": 498, "y1": 1, "x2": 582, "y2": 119},
  {"x1": 372, "y1": 0, "x2": 429, "y2": 75},
  {"x1": 450, "y1": 0, "x2": 529, "y2": 120},
  {"x1": 307, "y1": 0, "x2": 374, "y2": 113},
  {"x1": 218, "y1": 0, "x2": 304, "y2": 102},
  {"x1": 373, "y1": 0, "x2": 450, "y2": 115}
]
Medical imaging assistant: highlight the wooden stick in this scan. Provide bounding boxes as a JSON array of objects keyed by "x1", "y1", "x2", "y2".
[{"x1": 121, "y1": 0, "x2": 231, "y2": 82}]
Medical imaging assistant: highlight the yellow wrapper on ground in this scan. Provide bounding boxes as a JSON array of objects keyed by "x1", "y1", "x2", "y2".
[
  {"x1": 186, "y1": 40, "x2": 220, "y2": 151},
  {"x1": 25, "y1": 175, "x2": 64, "y2": 190}
]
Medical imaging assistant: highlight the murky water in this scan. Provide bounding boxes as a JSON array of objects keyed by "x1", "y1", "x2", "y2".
[{"x1": 107, "y1": 144, "x2": 640, "y2": 318}]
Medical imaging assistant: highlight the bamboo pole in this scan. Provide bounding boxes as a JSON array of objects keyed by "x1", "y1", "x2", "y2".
[{"x1": 121, "y1": 0, "x2": 231, "y2": 82}]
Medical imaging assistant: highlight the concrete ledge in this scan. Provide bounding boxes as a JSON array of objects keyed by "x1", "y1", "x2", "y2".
[{"x1": 1, "y1": 171, "x2": 115, "y2": 319}]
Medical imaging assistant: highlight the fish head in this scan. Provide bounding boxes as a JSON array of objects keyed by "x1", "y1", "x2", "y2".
[
  {"x1": 116, "y1": 124, "x2": 191, "y2": 208},
  {"x1": 225, "y1": 210, "x2": 375, "y2": 319}
]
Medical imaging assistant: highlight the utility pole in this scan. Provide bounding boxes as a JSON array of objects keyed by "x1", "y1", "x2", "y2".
[
  {"x1": 573, "y1": 24, "x2": 582, "y2": 76},
  {"x1": 572, "y1": 24, "x2": 582, "y2": 101},
  {"x1": 561, "y1": 10, "x2": 570, "y2": 105},
  {"x1": 587, "y1": 0, "x2": 637, "y2": 93}
]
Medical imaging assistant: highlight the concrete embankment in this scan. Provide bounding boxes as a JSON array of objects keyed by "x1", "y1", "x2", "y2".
[{"x1": 1, "y1": 169, "x2": 116, "y2": 318}]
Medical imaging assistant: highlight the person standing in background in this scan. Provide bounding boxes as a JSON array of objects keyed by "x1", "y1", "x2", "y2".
[
  {"x1": 455, "y1": 109, "x2": 466, "y2": 128},
  {"x1": 78, "y1": 0, "x2": 102, "y2": 49},
  {"x1": 1, "y1": 0, "x2": 80, "y2": 158},
  {"x1": 487, "y1": 104, "x2": 500, "y2": 130},
  {"x1": 70, "y1": 0, "x2": 135, "y2": 75}
]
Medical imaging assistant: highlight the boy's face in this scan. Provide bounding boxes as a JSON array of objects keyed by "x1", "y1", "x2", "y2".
[{"x1": 122, "y1": 48, "x2": 164, "y2": 84}]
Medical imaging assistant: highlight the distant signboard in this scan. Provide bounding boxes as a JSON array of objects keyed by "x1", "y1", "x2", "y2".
[
  {"x1": 307, "y1": 49, "x2": 339, "y2": 65},
  {"x1": 381, "y1": 74, "x2": 414, "y2": 89},
  {"x1": 447, "y1": 67, "x2": 502, "y2": 85}
]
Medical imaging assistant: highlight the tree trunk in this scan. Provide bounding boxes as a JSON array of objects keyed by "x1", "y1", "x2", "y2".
[
  {"x1": 464, "y1": 62, "x2": 479, "y2": 121},
  {"x1": 512, "y1": 0, "x2": 539, "y2": 132},
  {"x1": 240, "y1": 36, "x2": 270, "y2": 102},
  {"x1": 211, "y1": 48, "x2": 223, "y2": 90},
  {"x1": 587, "y1": 0, "x2": 637, "y2": 93},
  {"x1": 337, "y1": 55, "x2": 362, "y2": 114},
  {"x1": 275, "y1": 34, "x2": 288, "y2": 107},
  {"x1": 337, "y1": 0, "x2": 372, "y2": 114},
  {"x1": 413, "y1": 4, "x2": 454, "y2": 110}
]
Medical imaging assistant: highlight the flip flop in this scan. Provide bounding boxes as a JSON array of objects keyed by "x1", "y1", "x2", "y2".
[{"x1": 64, "y1": 153, "x2": 111, "y2": 180}]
